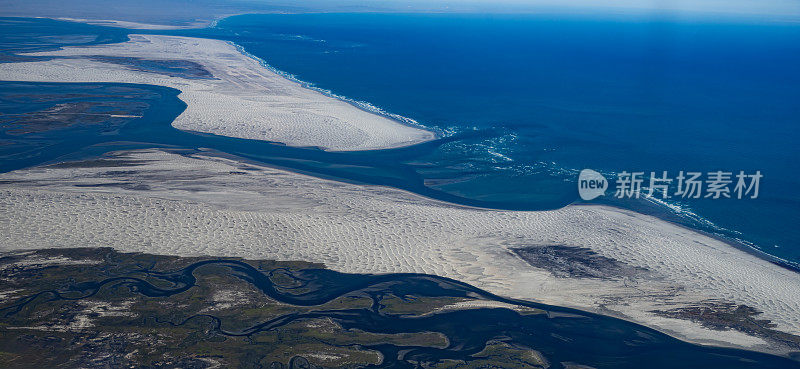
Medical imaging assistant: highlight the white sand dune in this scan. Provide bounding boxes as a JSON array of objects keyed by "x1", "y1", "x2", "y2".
[
  {"x1": 0, "y1": 34, "x2": 434, "y2": 151},
  {"x1": 52, "y1": 17, "x2": 212, "y2": 30},
  {"x1": 1, "y1": 149, "x2": 798, "y2": 355}
]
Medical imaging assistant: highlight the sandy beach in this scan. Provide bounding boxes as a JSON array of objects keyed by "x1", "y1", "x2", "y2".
[
  {"x1": 0, "y1": 34, "x2": 434, "y2": 151},
  {"x1": 1, "y1": 148, "x2": 798, "y2": 356},
  {"x1": 52, "y1": 17, "x2": 215, "y2": 30}
]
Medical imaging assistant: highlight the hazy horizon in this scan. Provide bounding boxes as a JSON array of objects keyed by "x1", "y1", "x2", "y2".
[{"x1": 1, "y1": 0, "x2": 799, "y2": 25}]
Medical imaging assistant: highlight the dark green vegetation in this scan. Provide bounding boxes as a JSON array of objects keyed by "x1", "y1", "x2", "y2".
[
  {"x1": 0, "y1": 248, "x2": 542, "y2": 369},
  {"x1": 86, "y1": 56, "x2": 215, "y2": 80},
  {"x1": 510, "y1": 245, "x2": 644, "y2": 280},
  {"x1": 3, "y1": 248, "x2": 799, "y2": 369},
  {"x1": 1, "y1": 99, "x2": 144, "y2": 135},
  {"x1": 653, "y1": 301, "x2": 800, "y2": 351},
  {"x1": 0, "y1": 81, "x2": 186, "y2": 174}
]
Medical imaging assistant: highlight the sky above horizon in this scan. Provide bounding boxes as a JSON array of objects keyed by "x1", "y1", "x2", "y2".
[
  {"x1": 1, "y1": 0, "x2": 799, "y2": 24},
  {"x1": 285, "y1": 0, "x2": 800, "y2": 20}
]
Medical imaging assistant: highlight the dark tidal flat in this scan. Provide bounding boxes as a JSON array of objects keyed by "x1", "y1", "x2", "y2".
[
  {"x1": 0, "y1": 81, "x2": 185, "y2": 173},
  {"x1": 86, "y1": 56, "x2": 215, "y2": 80},
  {"x1": 510, "y1": 245, "x2": 645, "y2": 280},
  {"x1": 0, "y1": 17, "x2": 128, "y2": 62},
  {"x1": 1, "y1": 248, "x2": 798, "y2": 369}
]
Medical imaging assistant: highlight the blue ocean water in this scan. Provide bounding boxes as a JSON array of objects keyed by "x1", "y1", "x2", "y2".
[{"x1": 170, "y1": 13, "x2": 800, "y2": 267}]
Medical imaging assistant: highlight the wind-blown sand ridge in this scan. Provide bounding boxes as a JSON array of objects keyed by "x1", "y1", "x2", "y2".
[
  {"x1": 0, "y1": 34, "x2": 435, "y2": 151},
  {"x1": 1, "y1": 149, "x2": 798, "y2": 356},
  {"x1": 51, "y1": 17, "x2": 213, "y2": 30}
]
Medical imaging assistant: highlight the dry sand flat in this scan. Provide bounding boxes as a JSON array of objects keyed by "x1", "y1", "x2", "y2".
[
  {"x1": 0, "y1": 34, "x2": 434, "y2": 151},
  {"x1": 53, "y1": 17, "x2": 213, "y2": 30},
  {"x1": 1, "y1": 149, "x2": 798, "y2": 355}
]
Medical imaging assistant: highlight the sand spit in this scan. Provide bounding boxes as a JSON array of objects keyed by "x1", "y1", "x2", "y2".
[
  {"x1": 52, "y1": 17, "x2": 213, "y2": 30},
  {"x1": 0, "y1": 34, "x2": 434, "y2": 151},
  {"x1": 0, "y1": 149, "x2": 798, "y2": 355}
]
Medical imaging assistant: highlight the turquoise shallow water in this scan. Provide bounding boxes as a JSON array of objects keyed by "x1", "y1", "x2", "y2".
[{"x1": 165, "y1": 13, "x2": 800, "y2": 268}]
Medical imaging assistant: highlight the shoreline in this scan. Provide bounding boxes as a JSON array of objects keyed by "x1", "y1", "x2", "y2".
[
  {"x1": 28, "y1": 16, "x2": 435, "y2": 138},
  {"x1": 1, "y1": 148, "x2": 799, "y2": 357},
  {"x1": 0, "y1": 33, "x2": 435, "y2": 152},
  {"x1": 225, "y1": 41, "x2": 432, "y2": 134},
  {"x1": 598, "y1": 197, "x2": 800, "y2": 275},
  {"x1": 200, "y1": 15, "x2": 799, "y2": 276},
  {"x1": 632, "y1": 195, "x2": 800, "y2": 273},
  {"x1": 42, "y1": 15, "x2": 798, "y2": 273},
  {"x1": 51, "y1": 15, "x2": 236, "y2": 30}
]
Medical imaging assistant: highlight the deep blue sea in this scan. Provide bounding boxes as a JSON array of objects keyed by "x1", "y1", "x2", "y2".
[{"x1": 167, "y1": 13, "x2": 800, "y2": 267}]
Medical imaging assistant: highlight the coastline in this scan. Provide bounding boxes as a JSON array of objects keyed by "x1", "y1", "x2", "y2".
[
  {"x1": 0, "y1": 33, "x2": 435, "y2": 152},
  {"x1": 24, "y1": 16, "x2": 433, "y2": 135},
  {"x1": 633, "y1": 195, "x2": 800, "y2": 273},
  {"x1": 73, "y1": 12, "x2": 798, "y2": 275},
  {"x1": 226, "y1": 41, "x2": 429, "y2": 131},
  {"x1": 51, "y1": 12, "x2": 299, "y2": 31},
  {"x1": 608, "y1": 196, "x2": 800, "y2": 274},
  {"x1": 51, "y1": 17, "x2": 216, "y2": 30},
  {"x1": 1, "y1": 148, "x2": 799, "y2": 357},
  {"x1": 48, "y1": 15, "x2": 798, "y2": 273}
]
